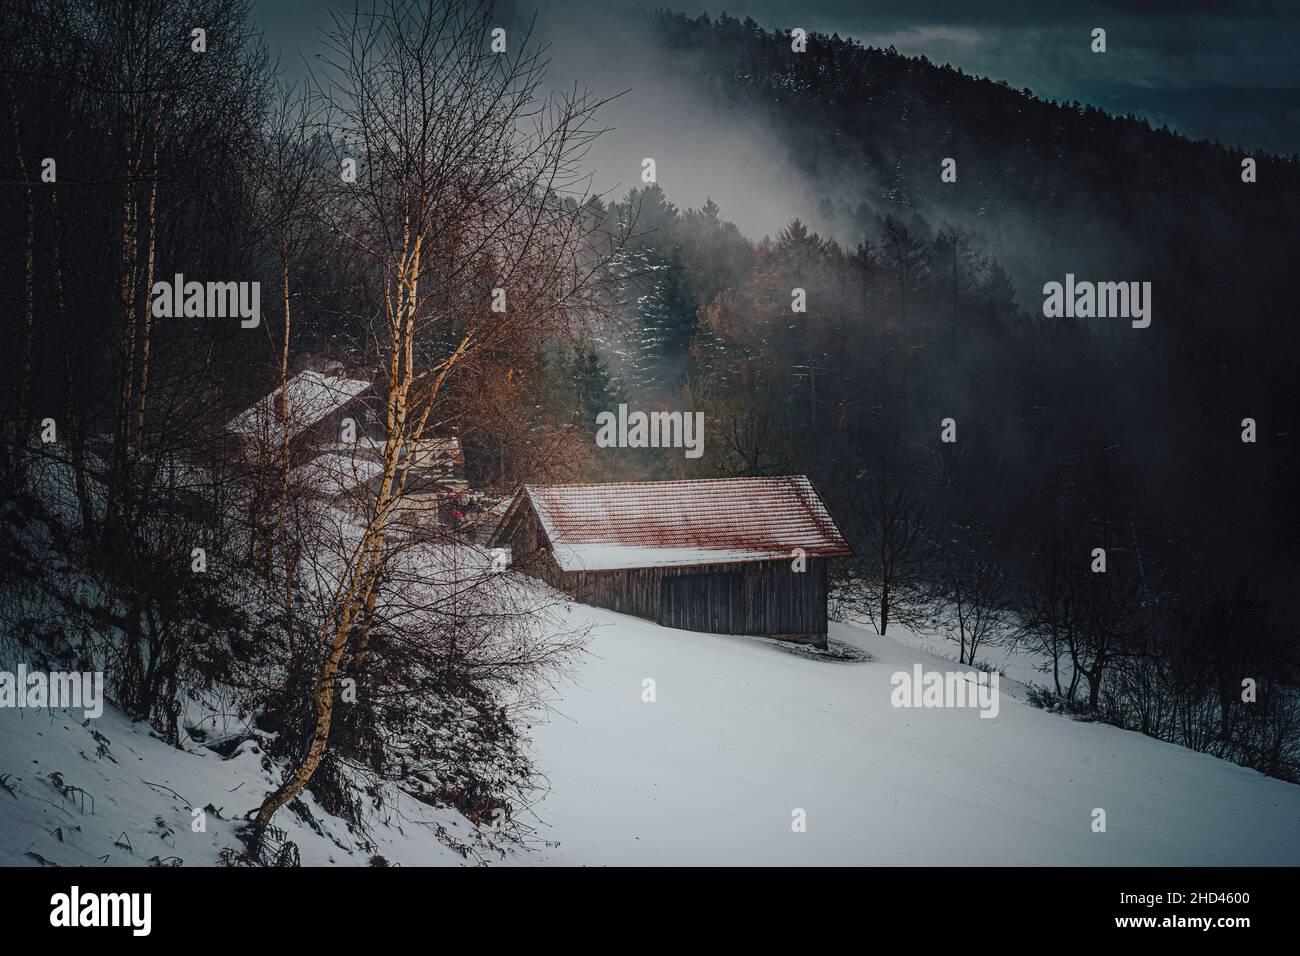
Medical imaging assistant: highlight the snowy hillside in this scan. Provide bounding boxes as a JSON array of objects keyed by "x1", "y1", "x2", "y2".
[
  {"x1": 520, "y1": 609, "x2": 1300, "y2": 865},
  {"x1": 0, "y1": 703, "x2": 483, "y2": 867},
  {"x1": 5, "y1": 596, "x2": 1298, "y2": 867}
]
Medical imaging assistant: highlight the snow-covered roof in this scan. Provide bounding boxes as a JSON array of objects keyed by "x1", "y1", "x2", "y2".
[
  {"x1": 227, "y1": 371, "x2": 370, "y2": 443},
  {"x1": 297, "y1": 439, "x2": 464, "y2": 498},
  {"x1": 319, "y1": 435, "x2": 463, "y2": 470},
  {"x1": 494, "y1": 476, "x2": 851, "y2": 572},
  {"x1": 296, "y1": 452, "x2": 386, "y2": 497}
]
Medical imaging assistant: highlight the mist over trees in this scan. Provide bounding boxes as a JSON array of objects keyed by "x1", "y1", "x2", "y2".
[
  {"x1": 562, "y1": 11, "x2": 1300, "y2": 779},
  {"x1": 588, "y1": 11, "x2": 1300, "y2": 583},
  {"x1": 1, "y1": 0, "x2": 1297, "y2": 872}
]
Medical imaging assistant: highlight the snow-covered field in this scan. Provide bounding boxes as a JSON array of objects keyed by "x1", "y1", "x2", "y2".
[
  {"x1": 4, "y1": 598, "x2": 1299, "y2": 866},
  {"x1": 521, "y1": 608, "x2": 1300, "y2": 865}
]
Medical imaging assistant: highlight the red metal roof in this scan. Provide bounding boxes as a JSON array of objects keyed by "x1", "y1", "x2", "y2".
[{"x1": 498, "y1": 476, "x2": 851, "y2": 571}]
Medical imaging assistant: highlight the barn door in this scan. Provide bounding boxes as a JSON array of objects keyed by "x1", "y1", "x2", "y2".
[
  {"x1": 714, "y1": 572, "x2": 743, "y2": 633},
  {"x1": 659, "y1": 572, "x2": 743, "y2": 634},
  {"x1": 658, "y1": 575, "x2": 685, "y2": 629}
]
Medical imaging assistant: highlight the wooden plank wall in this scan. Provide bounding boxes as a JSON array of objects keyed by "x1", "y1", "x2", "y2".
[
  {"x1": 503, "y1": 504, "x2": 831, "y2": 641},
  {"x1": 571, "y1": 559, "x2": 829, "y2": 640}
]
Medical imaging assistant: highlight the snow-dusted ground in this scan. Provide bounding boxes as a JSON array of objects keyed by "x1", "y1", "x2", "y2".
[
  {"x1": 4, "y1": 597, "x2": 1299, "y2": 866},
  {"x1": 521, "y1": 607, "x2": 1300, "y2": 866},
  {"x1": 0, "y1": 704, "x2": 476, "y2": 867}
]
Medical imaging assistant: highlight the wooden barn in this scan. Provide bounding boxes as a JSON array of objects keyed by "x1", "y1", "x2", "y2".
[
  {"x1": 226, "y1": 365, "x2": 372, "y2": 463},
  {"x1": 226, "y1": 367, "x2": 469, "y2": 529},
  {"x1": 488, "y1": 476, "x2": 852, "y2": 647}
]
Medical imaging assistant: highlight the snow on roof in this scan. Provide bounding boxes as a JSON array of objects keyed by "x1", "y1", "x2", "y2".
[
  {"x1": 296, "y1": 451, "x2": 386, "y2": 497},
  {"x1": 497, "y1": 476, "x2": 851, "y2": 572},
  {"x1": 319, "y1": 435, "x2": 463, "y2": 469},
  {"x1": 406, "y1": 436, "x2": 463, "y2": 469},
  {"x1": 297, "y1": 438, "x2": 464, "y2": 498},
  {"x1": 227, "y1": 371, "x2": 370, "y2": 443},
  {"x1": 556, "y1": 543, "x2": 792, "y2": 571}
]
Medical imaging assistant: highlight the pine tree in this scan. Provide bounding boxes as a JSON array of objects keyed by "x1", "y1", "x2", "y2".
[{"x1": 571, "y1": 347, "x2": 621, "y2": 425}]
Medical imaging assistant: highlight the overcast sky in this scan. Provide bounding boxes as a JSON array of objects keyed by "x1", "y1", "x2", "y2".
[
  {"x1": 254, "y1": 1, "x2": 1300, "y2": 240},
  {"x1": 257, "y1": 0, "x2": 1300, "y2": 154}
]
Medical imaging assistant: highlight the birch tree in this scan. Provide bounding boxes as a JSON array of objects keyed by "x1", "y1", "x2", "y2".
[{"x1": 252, "y1": 0, "x2": 613, "y2": 840}]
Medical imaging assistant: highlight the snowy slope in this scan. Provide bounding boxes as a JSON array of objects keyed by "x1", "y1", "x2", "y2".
[
  {"x1": 0, "y1": 706, "x2": 480, "y2": 867},
  {"x1": 4, "y1": 598, "x2": 1299, "y2": 866},
  {"x1": 520, "y1": 607, "x2": 1300, "y2": 865}
]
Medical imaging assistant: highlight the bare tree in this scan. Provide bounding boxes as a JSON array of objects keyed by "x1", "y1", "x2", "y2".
[
  {"x1": 250, "y1": 81, "x2": 327, "y2": 642},
  {"x1": 251, "y1": 0, "x2": 614, "y2": 840},
  {"x1": 935, "y1": 526, "x2": 1008, "y2": 665},
  {"x1": 1014, "y1": 530, "x2": 1145, "y2": 709},
  {"x1": 683, "y1": 373, "x2": 793, "y2": 478},
  {"x1": 842, "y1": 479, "x2": 934, "y2": 636},
  {"x1": 1013, "y1": 531, "x2": 1078, "y2": 699},
  {"x1": 1072, "y1": 544, "x2": 1144, "y2": 710}
]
